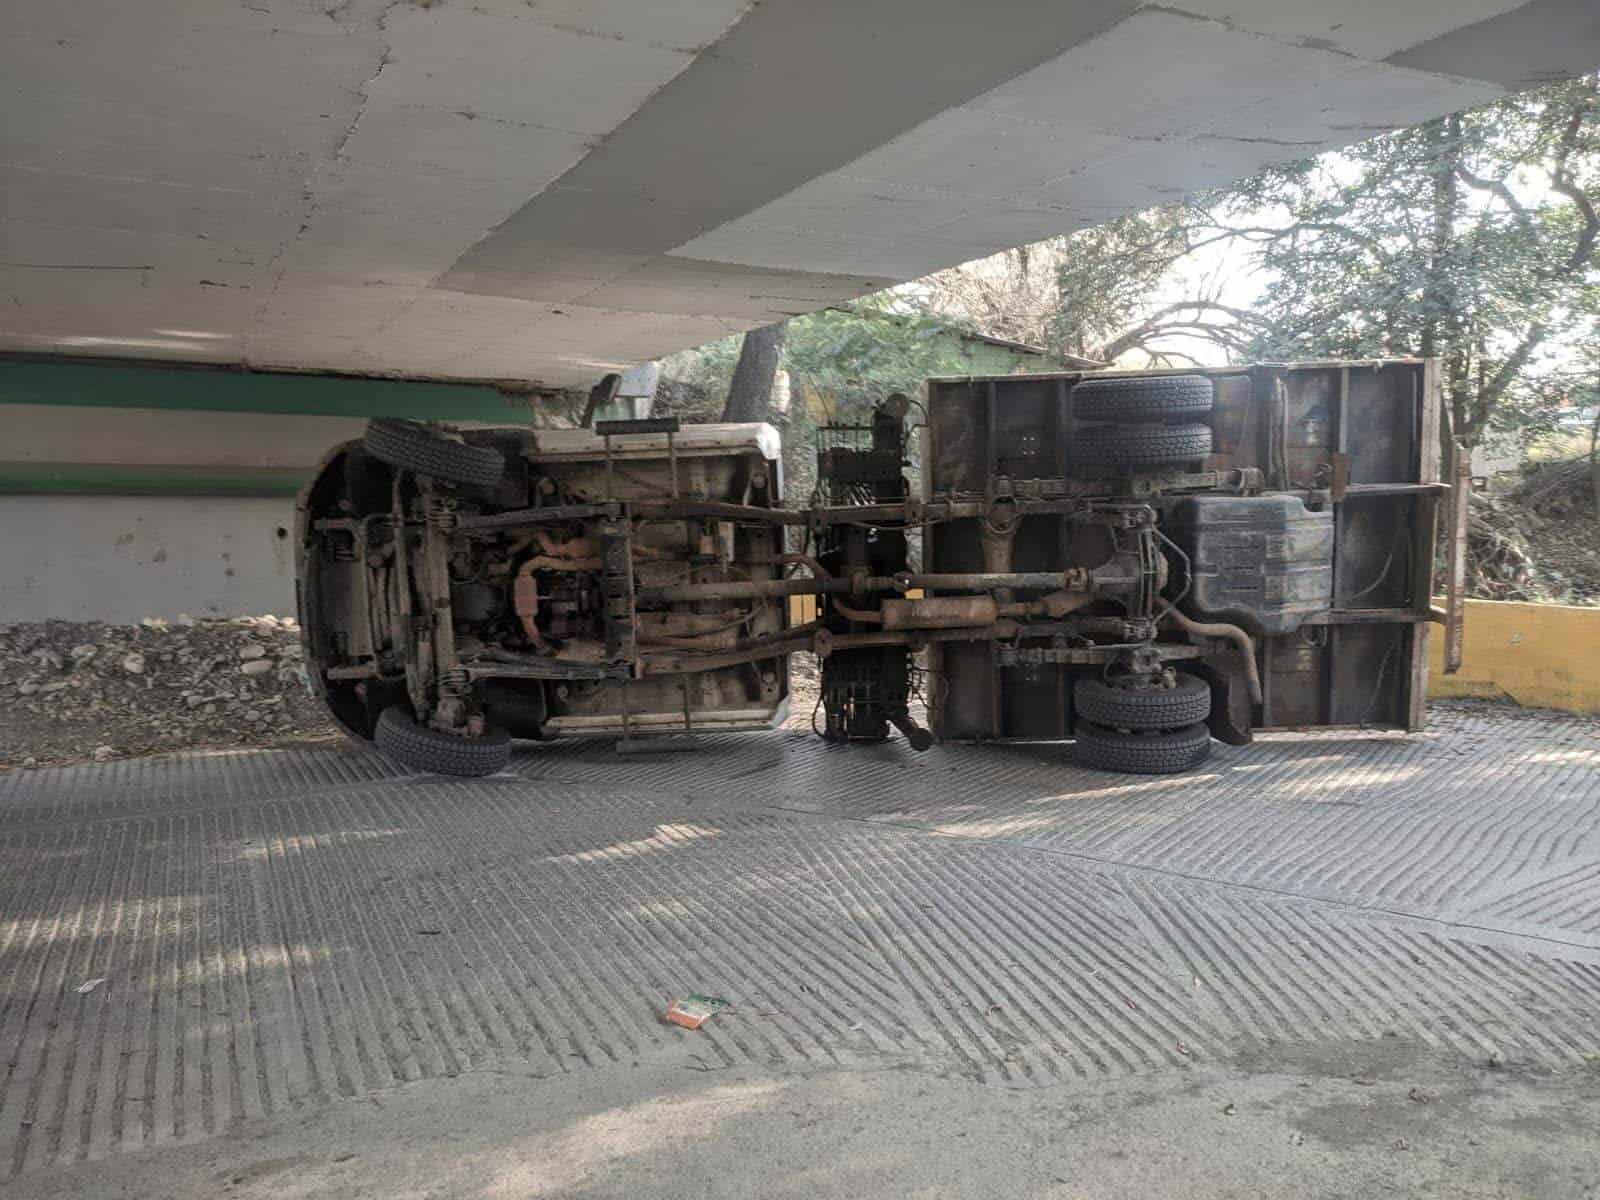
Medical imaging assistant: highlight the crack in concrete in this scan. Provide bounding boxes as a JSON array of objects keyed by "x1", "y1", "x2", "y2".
[
  {"x1": 530, "y1": 18, "x2": 715, "y2": 58},
  {"x1": 450, "y1": 108, "x2": 599, "y2": 143},
  {"x1": 329, "y1": 0, "x2": 407, "y2": 165},
  {"x1": 247, "y1": 0, "x2": 406, "y2": 362},
  {"x1": 0, "y1": 262, "x2": 153, "y2": 271},
  {"x1": 1112, "y1": 131, "x2": 1319, "y2": 149},
  {"x1": 1140, "y1": 4, "x2": 1371, "y2": 64},
  {"x1": 1201, "y1": 134, "x2": 1325, "y2": 148}
]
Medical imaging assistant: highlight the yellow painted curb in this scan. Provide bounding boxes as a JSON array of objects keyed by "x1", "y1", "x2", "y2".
[{"x1": 1428, "y1": 599, "x2": 1600, "y2": 714}]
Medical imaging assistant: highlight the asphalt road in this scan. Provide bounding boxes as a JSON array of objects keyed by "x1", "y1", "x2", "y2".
[{"x1": 2, "y1": 700, "x2": 1598, "y2": 1198}]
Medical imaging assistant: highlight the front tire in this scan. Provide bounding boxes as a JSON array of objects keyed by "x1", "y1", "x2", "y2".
[
  {"x1": 364, "y1": 418, "x2": 506, "y2": 487},
  {"x1": 375, "y1": 706, "x2": 511, "y2": 777}
]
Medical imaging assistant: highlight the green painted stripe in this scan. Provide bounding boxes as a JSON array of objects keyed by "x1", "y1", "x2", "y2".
[
  {"x1": 0, "y1": 354, "x2": 538, "y2": 422},
  {"x1": 0, "y1": 461, "x2": 309, "y2": 496}
]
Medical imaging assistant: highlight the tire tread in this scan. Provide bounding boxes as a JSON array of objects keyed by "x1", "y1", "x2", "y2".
[
  {"x1": 1074, "y1": 421, "x2": 1213, "y2": 467},
  {"x1": 1074, "y1": 721, "x2": 1212, "y2": 775},
  {"x1": 375, "y1": 706, "x2": 511, "y2": 777},
  {"x1": 1071, "y1": 374, "x2": 1213, "y2": 422},
  {"x1": 1074, "y1": 675, "x2": 1211, "y2": 730},
  {"x1": 364, "y1": 418, "x2": 505, "y2": 487}
]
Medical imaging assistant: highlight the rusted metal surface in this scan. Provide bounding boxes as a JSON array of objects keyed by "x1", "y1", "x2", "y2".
[
  {"x1": 512, "y1": 561, "x2": 544, "y2": 645},
  {"x1": 455, "y1": 501, "x2": 617, "y2": 531},
  {"x1": 881, "y1": 595, "x2": 999, "y2": 629},
  {"x1": 634, "y1": 570, "x2": 1090, "y2": 605}
]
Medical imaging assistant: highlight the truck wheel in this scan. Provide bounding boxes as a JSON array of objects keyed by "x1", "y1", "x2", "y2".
[
  {"x1": 364, "y1": 418, "x2": 506, "y2": 488},
  {"x1": 1074, "y1": 721, "x2": 1212, "y2": 775},
  {"x1": 375, "y1": 706, "x2": 511, "y2": 777},
  {"x1": 1070, "y1": 374, "x2": 1213, "y2": 423},
  {"x1": 1074, "y1": 674, "x2": 1211, "y2": 730},
  {"x1": 1073, "y1": 421, "x2": 1213, "y2": 467}
]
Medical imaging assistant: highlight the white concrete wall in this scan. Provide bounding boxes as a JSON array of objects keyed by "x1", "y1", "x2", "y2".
[{"x1": 0, "y1": 495, "x2": 297, "y2": 623}]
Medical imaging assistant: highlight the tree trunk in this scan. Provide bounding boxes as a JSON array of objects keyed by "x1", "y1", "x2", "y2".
[
  {"x1": 722, "y1": 321, "x2": 788, "y2": 422},
  {"x1": 1421, "y1": 115, "x2": 1471, "y2": 439},
  {"x1": 1590, "y1": 373, "x2": 1600, "y2": 518}
]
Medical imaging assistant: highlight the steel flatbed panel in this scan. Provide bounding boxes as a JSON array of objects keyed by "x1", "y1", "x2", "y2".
[{"x1": 924, "y1": 360, "x2": 1448, "y2": 741}]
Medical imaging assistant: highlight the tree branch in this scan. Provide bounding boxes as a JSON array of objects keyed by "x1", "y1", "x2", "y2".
[
  {"x1": 1547, "y1": 173, "x2": 1599, "y2": 277},
  {"x1": 1097, "y1": 299, "x2": 1267, "y2": 362},
  {"x1": 1453, "y1": 165, "x2": 1534, "y2": 231},
  {"x1": 1470, "y1": 322, "x2": 1548, "y2": 437},
  {"x1": 1544, "y1": 82, "x2": 1600, "y2": 278}
]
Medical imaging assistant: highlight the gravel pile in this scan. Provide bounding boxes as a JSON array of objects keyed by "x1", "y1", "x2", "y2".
[
  {"x1": 0, "y1": 615, "x2": 341, "y2": 768},
  {"x1": 0, "y1": 615, "x2": 837, "y2": 767}
]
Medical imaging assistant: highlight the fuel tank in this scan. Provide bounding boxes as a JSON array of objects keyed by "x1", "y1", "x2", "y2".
[{"x1": 1165, "y1": 494, "x2": 1333, "y2": 636}]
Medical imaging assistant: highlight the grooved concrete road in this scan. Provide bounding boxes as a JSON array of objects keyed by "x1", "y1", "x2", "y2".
[{"x1": 2, "y1": 701, "x2": 1599, "y2": 1198}]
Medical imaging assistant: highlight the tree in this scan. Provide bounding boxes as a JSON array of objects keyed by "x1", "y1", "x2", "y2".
[
  {"x1": 1236, "y1": 78, "x2": 1597, "y2": 444},
  {"x1": 913, "y1": 226, "x2": 1258, "y2": 367},
  {"x1": 661, "y1": 299, "x2": 985, "y2": 506},
  {"x1": 1049, "y1": 208, "x2": 1262, "y2": 365},
  {"x1": 1009, "y1": 74, "x2": 1600, "y2": 443},
  {"x1": 912, "y1": 207, "x2": 1272, "y2": 367},
  {"x1": 722, "y1": 320, "x2": 788, "y2": 422},
  {"x1": 916, "y1": 244, "x2": 1064, "y2": 353},
  {"x1": 1072, "y1": 75, "x2": 1600, "y2": 444}
]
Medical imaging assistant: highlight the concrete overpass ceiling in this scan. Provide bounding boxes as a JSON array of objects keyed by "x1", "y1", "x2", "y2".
[{"x1": 3, "y1": 1, "x2": 1596, "y2": 388}]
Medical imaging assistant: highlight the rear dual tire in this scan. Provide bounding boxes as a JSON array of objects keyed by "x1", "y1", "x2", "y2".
[
  {"x1": 1074, "y1": 721, "x2": 1212, "y2": 775},
  {"x1": 1073, "y1": 421, "x2": 1214, "y2": 467},
  {"x1": 1072, "y1": 675, "x2": 1213, "y2": 774},
  {"x1": 1070, "y1": 374, "x2": 1214, "y2": 422},
  {"x1": 1074, "y1": 674, "x2": 1211, "y2": 730},
  {"x1": 1071, "y1": 374, "x2": 1214, "y2": 467}
]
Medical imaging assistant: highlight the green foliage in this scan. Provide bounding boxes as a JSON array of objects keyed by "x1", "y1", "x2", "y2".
[
  {"x1": 783, "y1": 301, "x2": 975, "y2": 418},
  {"x1": 660, "y1": 299, "x2": 985, "y2": 504},
  {"x1": 1231, "y1": 78, "x2": 1599, "y2": 442},
  {"x1": 663, "y1": 299, "x2": 977, "y2": 419}
]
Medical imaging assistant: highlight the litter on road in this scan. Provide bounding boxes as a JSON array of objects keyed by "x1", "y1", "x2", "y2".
[{"x1": 664, "y1": 994, "x2": 730, "y2": 1030}]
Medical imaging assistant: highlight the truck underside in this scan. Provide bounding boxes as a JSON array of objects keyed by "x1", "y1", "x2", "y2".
[{"x1": 297, "y1": 361, "x2": 1461, "y2": 777}]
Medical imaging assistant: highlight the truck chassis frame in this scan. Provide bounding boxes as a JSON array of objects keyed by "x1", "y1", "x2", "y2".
[{"x1": 297, "y1": 361, "x2": 1463, "y2": 776}]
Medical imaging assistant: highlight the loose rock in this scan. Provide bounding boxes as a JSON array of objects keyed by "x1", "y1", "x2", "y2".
[{"x1": 1, "y1": 616, "x2": 338, "y2": 767}]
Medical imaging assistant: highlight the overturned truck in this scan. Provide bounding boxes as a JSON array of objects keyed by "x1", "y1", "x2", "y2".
[{"x1": 298, "y1": 361, "x2": 1464, "y2": 777}]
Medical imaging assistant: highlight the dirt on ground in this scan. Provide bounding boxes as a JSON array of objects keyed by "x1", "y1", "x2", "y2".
[
  {"x1": 0, "y1": 615, "x2": 341, "y2": 768},
  {"x1": 1471, "y1": 457, "x2": 1600, "y2": 604}
]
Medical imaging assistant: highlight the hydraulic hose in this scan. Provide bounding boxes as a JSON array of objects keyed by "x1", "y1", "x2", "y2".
[{"x1": 1163, "y1": 609, "x2": 1264, "y2": 706}]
